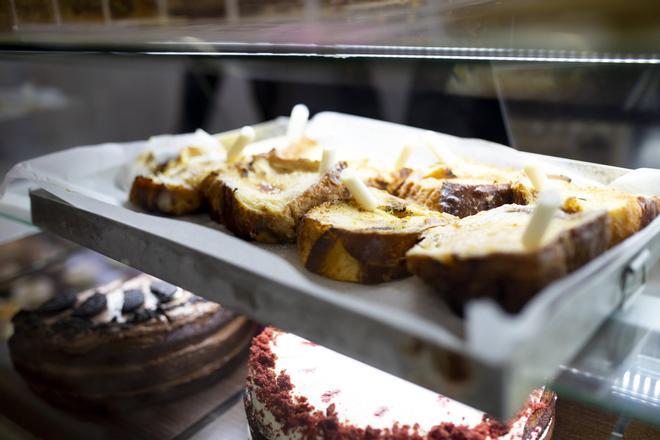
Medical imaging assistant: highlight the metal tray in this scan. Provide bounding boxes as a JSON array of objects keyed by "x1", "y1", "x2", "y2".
[{"x1": 5, "y1": 114, "x2": 660, "y2": 419}]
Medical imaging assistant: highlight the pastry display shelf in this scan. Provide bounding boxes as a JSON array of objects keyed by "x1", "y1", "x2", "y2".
[
  {"x1": 2, "y1": 1, "x2": 660, "y2": 63},
  {"x1": 21, "y1": 186, "x2": 660, "y2": 423}
]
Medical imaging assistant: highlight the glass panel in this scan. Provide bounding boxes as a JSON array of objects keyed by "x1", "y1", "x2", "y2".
[
  {"x1": 555, "y1": 268, "x2": 660, "y2": 427},
  {"x1": 1, "y1": 1, "x2": 659, "y2": 61}
]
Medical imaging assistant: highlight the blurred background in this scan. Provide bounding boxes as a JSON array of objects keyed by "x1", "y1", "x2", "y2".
[{"x1": 1, "y1": 0, "x2": 660, "y2": 177}]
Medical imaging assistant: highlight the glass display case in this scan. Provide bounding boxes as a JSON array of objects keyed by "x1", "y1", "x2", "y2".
[{"x1": 1, "y1": 1, "x2": 660, "y2": 438}]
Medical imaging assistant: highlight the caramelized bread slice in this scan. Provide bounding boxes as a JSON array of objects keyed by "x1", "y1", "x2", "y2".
[
  {"x1": 129, "y1": 146, "x2": 225, "y2": 215},
  {"x1": 203, "y1": 154, "x2": 351, "y2": 243},
  {"x1": 389, "y1": 162, "x2": 518, "y2": 217},
  {"x1": 407, "y1": 204, "x2": 610, "y2": 313},
  {"x1": 298, "y1": 190, "x2": 455, "y2": 284},
  {"x1": 514, "y1": 180, "x2": 660, "y2": 246}
]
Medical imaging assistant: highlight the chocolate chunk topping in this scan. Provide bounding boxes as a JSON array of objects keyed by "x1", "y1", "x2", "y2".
[
  {"x1": 150, "y1": 281, "x2": 177, "y2": 303},
  {"x1": 122, "y1": 289, "x2": 144, "y2": 313},
  {"x1": 51, "y1": 317, "x2": 93, "y2": 336},
  {"x1": 131, "y1": 309, "x2": 158, "y2": 324},
  {"x1": 37, "y1": 292, "x2": 77, "y2": 315},
  {"x1": 72, "y1": 293, "x2": 107, "y2": 318}
]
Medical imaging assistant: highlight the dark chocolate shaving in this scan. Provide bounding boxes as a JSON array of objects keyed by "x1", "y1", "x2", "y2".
[
  {"x1": 150, "y1": 281, "x2": 177, "y2": 303},
  {"x1": 37, "y1": 292, "x2": 77, "y2": 315},
  {"x1": 122, "y1": 289, "x2": 144, "y2": 313},
  {"x1": 51, "y1": 317, "x2": 94, "y2": 336},
  {"x1": 130, "y1": 308, "x2": 158, "y2": 324},
  {"x1": 72, "y1": 293, "x2": 107, "y2": 318}
]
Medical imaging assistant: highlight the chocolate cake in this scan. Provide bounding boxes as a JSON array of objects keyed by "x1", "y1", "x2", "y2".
[
  {"x1": 9, "y1": 274, "x2": 256, "y2": 411},
  {"x1": 245, "y1": 328, "x2": 556, "y2": 439}
]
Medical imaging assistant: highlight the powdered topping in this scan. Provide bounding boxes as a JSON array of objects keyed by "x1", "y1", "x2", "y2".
[{"x1": 321, "y1": 389, "x2": 341, "y2": 404}]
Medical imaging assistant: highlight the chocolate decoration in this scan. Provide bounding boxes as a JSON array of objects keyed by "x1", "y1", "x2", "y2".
[
  {"x1": 51, "y1": 317, "x2": 93, "y2": 336},
  {"x1": 150, "y1": 281, "x2": 177, "y2": 303},
  {"x1": 122, "y1": 289, "x2": 144, "y2": 313},
  {"x1": 8, "y1": 274, "x2": 255, "y2": 411},
  {"x1": 37, "y1": 292, "x2": 77, "y2": 315},
  {"x1": 72, "y1": 293, "x2": 107, "y2": 318},
  {"x1": 131, "y1": 308, "x2": 158, "y2": 324}
]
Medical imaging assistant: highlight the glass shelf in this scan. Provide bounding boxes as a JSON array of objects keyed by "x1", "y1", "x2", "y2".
[
  {"x1": 555, "y1": 268, "x2": 660, "y2": 427},
  {"x1": 2, "y1": 1, "x2": 660, "y2": 63}
]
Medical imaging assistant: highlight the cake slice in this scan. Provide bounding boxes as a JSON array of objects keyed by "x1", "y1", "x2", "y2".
[
  {"x1": 9, "y1": 274, "x2": 256, "y2": 410},
  {"x1": 203, "y1": 151, "x2": 352, "y2": 243},
  {"x1": 246, "y1": 327, "x2": 556, "y2": 439},
  {"x1": 298, "y1": 189, "x2": 455, "y2": 284},
  {"x1": 388, "y1": 161, "x2": 518, "y2": 218},
  {"x1": 407, "y1": 204, "x2": 610, "y2": 313},
  {"x1": 513, "y1": 179, "x2": 660, "y2": 247},
  {"x1": 129, "y1": 145, "x2": 226, "y2": 215}
]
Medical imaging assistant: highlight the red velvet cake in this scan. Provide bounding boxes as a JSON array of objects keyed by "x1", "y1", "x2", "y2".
[{"x1": 245, "y1": 327, "x2": 555, "y2": 440}]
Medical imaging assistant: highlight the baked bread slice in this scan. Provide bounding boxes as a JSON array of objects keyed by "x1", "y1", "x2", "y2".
[
  {"x1": 388, "y1": 161, "x2": 518, "y2": 217},
  {"x1": 203, "y1": 151, "x2": 352, "y2": 243},
  {"x1": 407, "y1": 204, "x2": 610, "y2": 313},
  {"x1": 513, "y1": 179, "x2": 660, "y2": 247},
  {"x1": 129, "y1": 145, "x2": 226, "y2": 215},
  {"x1": 298, "y1": 189, "x2": 455, "y2": 284}
]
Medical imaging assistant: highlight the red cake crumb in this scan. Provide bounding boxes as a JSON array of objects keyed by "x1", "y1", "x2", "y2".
[
  {"x1": 246, "y1": 327, "x2": 554, "y2": 439},
  {"x1": 374, "y1": 406, "x2": 388, "y2": 417},
  {"x1": 321, "y1": 389, "x2": 341, "y2": 403}
]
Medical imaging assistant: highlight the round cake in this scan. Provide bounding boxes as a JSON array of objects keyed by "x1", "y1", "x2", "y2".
[
  {"x1": 246, "y1": 327, "x2": 556, "y2": 440},
  {"x1": 9, "y1": 274, "x2": 256, "y2": 411}
]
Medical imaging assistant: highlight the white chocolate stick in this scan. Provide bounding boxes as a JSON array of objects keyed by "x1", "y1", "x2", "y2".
[
  {"x1": 319, "y1": 148, "x2": 337, "y2": 175},
  {"x1": 227, "y1": 126, "x2": 256, "y2": 164},
  {"x1": 522, "y1": 189, "x2": 563, "y2": 250},
  {"x1": 286, "y1": 104, "x2": 309, "y2": 145},
  {"x1": 395, "y1": 145, "x2": 413, "y2": 169},
  {"x1": 422, "y1": 131, "x2": 459, "y2": 168},
  {"x1": 193, "y1": 128, "x2": 220, "y2": 150},
  {"x1": 524, "y1": 164, "x2": 548, "y2": 191},
  {"x1": 340, "y1": 169, "x2": 378, "y2": 211}
]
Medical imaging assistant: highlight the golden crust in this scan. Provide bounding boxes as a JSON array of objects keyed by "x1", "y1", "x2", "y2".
[
  {"x1": 407, "y1": 205, "x2": 610, "y2": 313},
  {"x1": 129, "y1": 145, "x2": 226, "y2": 216},
  {"x1": 512, "y1": 179, "x2": 660, "y2": 247},
  {"x1": 388, "y1": 165, "x2": 515, "y2": 218},
  {"x1": 204, "y1": 157, "x2": 351, "y2": 243},
  {"x1": 129, "y1": 175, "x2": 205, "y2": 215},
  {"x1": 298, "y1": 191, "x2": 455, "y2": 283}
]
